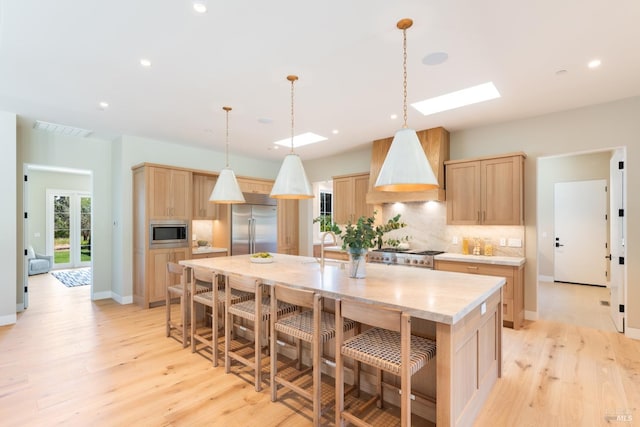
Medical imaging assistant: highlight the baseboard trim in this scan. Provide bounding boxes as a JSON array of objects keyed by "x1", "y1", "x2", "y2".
[
  {"x1": 0, "y1": 313, "x2": 17, "y2": 326},
  {"x1": 538, "y1": 275, "x2": 554, "y2": 282},
  {"x1": 104, "y1": 292, "x2": 133, "y2": 305},
  {"x1": 625, "y1": 327, "x2": 640, "y2": 341},
  {"x1": 525, "y1": 310, "x2": 538, "y2": 321}
]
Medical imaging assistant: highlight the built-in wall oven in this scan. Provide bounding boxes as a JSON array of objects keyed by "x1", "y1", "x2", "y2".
[{"x1": 149, "y1": 220, "x2": 189, "y2": 248}]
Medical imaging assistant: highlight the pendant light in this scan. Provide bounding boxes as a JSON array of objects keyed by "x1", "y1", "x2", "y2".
[
  {"x1": 375, "y1": 18, "x2": 438, "y2": 192},
  {"x1": 209, "y1": 106, "x2": 245, "y2": 204},
  {"x1": 270, "y1": 75, "x2": 314, "y2": 199}
]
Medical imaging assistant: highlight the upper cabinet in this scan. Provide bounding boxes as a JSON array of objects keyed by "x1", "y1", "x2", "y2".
[
  {"x1": 333, "y1": 173, "x2": 373, "y2": 224},
  {"x1": 237, "y1": 177, "x2": 273, "y2": 195},
  {"x1": 366, "y1": 127, "x2": 450, "y2": 204},
  {"x1": 445, "y1": 153, "x2": 525, "y2": 225},
  {"x1": 149, "y1": 167, "x2": 191, "y2": 219},
  {"x1": 277, "y1": 199, "x2": 299, "y2": 255},
  {"x1": 192, "y1": 173, "x2": 218, "y2": 219}
]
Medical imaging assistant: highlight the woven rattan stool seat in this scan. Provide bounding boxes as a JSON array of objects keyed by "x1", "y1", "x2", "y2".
[
  {"x1": 169, "y1": 282, "x2": 209, "y2": 296},
  {"x1": 275, "y1": 310, "x2": 357, "y2": 343},
  {"x1": 342, "y1": 327, "x2": 436, "y2": 376},
  {"x1": 193, "y1": 288, "x2": 252, "y2": 307},
  {"x1": 229, "y1": 297, "x2": 296, "y2": 321}
]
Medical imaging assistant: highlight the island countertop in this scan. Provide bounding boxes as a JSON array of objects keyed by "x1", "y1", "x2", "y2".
[{"x1": 181, "y1": 253, "x2": 504, "y2": 325}]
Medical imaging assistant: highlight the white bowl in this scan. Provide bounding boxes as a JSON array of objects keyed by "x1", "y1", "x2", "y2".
[{"x1": 250, "y1": 256, "x2": 274, "y2": 264}]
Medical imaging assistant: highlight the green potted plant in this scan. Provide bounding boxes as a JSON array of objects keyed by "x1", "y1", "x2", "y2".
[{"x1": 319, "y1": 212, "x2": 406, "y2": 278}]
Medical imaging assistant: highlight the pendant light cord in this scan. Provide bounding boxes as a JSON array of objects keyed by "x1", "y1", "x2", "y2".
[
  {"x1": 402, "y1": 26, "x2": 408, "y2": 129},
  {"x1": 287, "y1": 75, "x2": 298, "y2": 154},
  {"x1": 223, "y1": 106, "x2": 231, "y2": 167}
]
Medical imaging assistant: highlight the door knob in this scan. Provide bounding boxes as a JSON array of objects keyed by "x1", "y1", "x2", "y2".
[{"x1": 555, "y1": 242, "x2": 564, "y2": 247}]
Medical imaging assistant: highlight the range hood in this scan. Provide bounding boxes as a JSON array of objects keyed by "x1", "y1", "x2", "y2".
[{"x1": 366, "y1": 127, "x2": 449, "y2": 204}]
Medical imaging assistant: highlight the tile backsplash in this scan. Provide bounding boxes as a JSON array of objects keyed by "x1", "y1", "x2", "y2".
[{"x1": 380, "y1": 202, "x2": 525, "y2": 257}]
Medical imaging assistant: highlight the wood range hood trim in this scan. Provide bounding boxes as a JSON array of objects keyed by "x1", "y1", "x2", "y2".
[{"x1": 366, "y1": 126, "x2": 450, "y2": 204}]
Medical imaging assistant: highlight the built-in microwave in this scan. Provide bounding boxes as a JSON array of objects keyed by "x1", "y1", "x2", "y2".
[{"x1": 149, "y1": 220, "x2": 189, "y2": 248}]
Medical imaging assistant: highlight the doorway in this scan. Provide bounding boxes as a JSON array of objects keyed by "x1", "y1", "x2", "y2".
[
  {"x1": 537, "y1": 149, "x2": 626, "y2": 332},
  {"x1": 24, "y1": 165, "x2": 93, "y2": 308},
  {"x1": 47, "y1": 190, "x2": 92, "y2": 269}
]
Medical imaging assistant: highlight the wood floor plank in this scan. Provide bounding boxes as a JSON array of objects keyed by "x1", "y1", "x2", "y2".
[{"x1": 1, "y1": 273, "x2": 638, "y2": 426}]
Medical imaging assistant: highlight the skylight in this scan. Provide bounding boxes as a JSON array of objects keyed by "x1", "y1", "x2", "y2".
[
  {"x1": 272, "y1": 132, "x2": 327, "y2": 148},
  {"x1": 411, "y1": 82, "x2": 500, "y2": 116}
]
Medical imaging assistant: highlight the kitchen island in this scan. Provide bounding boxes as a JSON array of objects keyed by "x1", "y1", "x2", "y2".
[{"x1": 180, "y1": 254, "x2": 504, "y2": 426}]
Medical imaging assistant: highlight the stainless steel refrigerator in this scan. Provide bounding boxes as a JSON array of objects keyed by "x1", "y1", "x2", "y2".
[{"x1": 231, "y1": 193, "x2": 278, "y2": 255}]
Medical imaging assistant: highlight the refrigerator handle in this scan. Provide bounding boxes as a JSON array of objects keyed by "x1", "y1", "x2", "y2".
[
  {"x1": 251, "y1": 218, "x2": 256, "y2": 253},
  {"x1": 247, "y1": 218, "x2": 253, "y2": 254}
]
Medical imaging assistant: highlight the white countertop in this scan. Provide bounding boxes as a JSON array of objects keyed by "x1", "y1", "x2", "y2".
[
  {"x1": 435, "y1": 252, "x2": 526, "y2": 267},
  {"x1": 191, "y1": 246, "x2": 228, "y2": 255},
  {"x1": 181, "y1": 253, "x2": 504, "y2": 325}
]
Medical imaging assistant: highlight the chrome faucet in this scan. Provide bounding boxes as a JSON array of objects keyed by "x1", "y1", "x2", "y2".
[{"x1": 319, "y1": 231, "x2": 338, "y2": 269}]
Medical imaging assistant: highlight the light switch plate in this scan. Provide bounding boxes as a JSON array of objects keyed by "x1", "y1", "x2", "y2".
[
  {"x1": 481, "y1": 302, "x2": 487, "y2": 315},
  {"x1": 499, "y1": 238, "x2": 506, "y2": 246},
  {"x1": 452, "y1": 236, "x2": 458, "y2": 244},
  {"x1": 508, "y1": 238, "x2": 522, "y2": 247}
]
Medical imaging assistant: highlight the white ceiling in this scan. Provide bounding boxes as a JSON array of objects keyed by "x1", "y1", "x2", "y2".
[{"x1": 1, "y1": 0, "x2": 639, "y2": 161}]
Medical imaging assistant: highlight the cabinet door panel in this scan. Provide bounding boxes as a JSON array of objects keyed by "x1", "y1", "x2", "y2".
[
  {"x1": 353, "y1": 175, "x2": 372, "y2": 220},
  {"x1": 333, "y1": 177, "x2": 352, "y2": 224},
  {"x1": 149, "y1": 168, "x2": 172, "y2": 218},
  {"x1": 171, "y1": 170, "x2": 191, "y2": 219},
  {"x1": 482, "y1": 156, "x2": 521, "y2": 225},
  {"x1": 149, "y1": 249, "x2": 171, "y2": 303},
  {"x1": 446, "y1": 162, "x2": 481, "y2": 224}
]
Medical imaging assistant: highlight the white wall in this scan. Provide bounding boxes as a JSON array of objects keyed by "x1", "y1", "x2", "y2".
[{"x1": 1, "y1": 111, "x2": 17, "y2": 325}]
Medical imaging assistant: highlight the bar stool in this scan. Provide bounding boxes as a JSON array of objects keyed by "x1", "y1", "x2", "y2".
[
  {"x1": 269, "y1": 284, "x2": 357, "y2": 426},
  {"x1": 165, "y1": 262, "x2": 209, "y2": 348},
  {"x1": 191, "y1": 269, "x2": 253, "y2": 366},
  {"x1": 335, "y1": 299, "x2": 437, "y2": 427},
  {"x1": 224, "y1": 274, "x2": 296, "y2": 391}
]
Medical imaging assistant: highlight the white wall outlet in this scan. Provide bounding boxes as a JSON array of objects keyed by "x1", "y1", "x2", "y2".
[
  {"x1": 34, "y1": 232, "x2": 40, "y2": 238},
  {"x1": 508, "y1": 238, "x2": 522, "y2": 247},
  {"x1": 481, "y1": 302, "x2": 487, "y2": 315},
  {"x1": 452, "y1": 236, "x2": 458, "y2": 244},
  {"x1": 499, "y1": 238, "x2": 506, "y2": 246}
]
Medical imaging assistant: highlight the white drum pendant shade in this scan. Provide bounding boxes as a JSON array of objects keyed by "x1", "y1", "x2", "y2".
[
  {"x1": 270, "y1": 153, "x2": 314, "y2": 199},
  {"x1": 210, "y1": 167, "x2": 245, "y2": 203},
  {"x1": 374, "y1": 127, "x2": 438, "y2": 191}
]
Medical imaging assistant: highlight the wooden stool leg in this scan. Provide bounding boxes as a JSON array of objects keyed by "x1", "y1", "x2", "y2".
[
  {"x1": 270, "y1": 288, "x2": 277, "y2": 402},
  {"x1": 335, "y1": 299, "x2": 345, "y2": 427},
  {"x1": 376, "y1": 368, "x2": 383, "y2": 409},
  {"x1": 254, "y1": 299, "x2": 262, "y2": 392},
  {"x1": 165, "y1": 287, "x2": 171, "y2": 337}
]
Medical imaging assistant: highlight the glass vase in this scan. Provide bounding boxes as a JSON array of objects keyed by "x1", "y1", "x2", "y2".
[{"x1": 348, "y1": 248, "x2": 367, "y2": 278}]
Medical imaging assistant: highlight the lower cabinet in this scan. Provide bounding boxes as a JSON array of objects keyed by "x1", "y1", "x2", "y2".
[
  {"x1": 140, "y1": 247, "x2": 189, "y2": 308},
  {"x1": 435, "y1": 260, "x2": 524, "y2": 329},
  {"x1": 190, "y1": 251, "x2": 227, "y2": 260}
]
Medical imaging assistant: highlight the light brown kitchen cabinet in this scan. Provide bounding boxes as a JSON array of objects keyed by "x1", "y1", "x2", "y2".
[
  {"x1": 277, "y1": 199, "x2": 299, "y2": 255},
  {"x1": 149, "y1": 166, "x2": 191, "y2": 219},
  {"x1": 190, "y1": 250, "x2": 227, "y2": 260},
  {"x1": 237, "y1": 177, "x2": 273, "y2": 195},
  {"x1": 192, "y1": 173, "x2": 218, "y2": 219},
  {"x1": 145, "y1": 247, "x2": 189, "y2": 307},
  {"x1": 366, "y1": 126, "x2": 449, "y2": 204},
  {"x1": 445, "y1": 153, "x2": 525, "y2": 225},
  {"x1": 333, "y1": 172, "x2": 372, "y2": 224},
  {"x1": 434, "y1": 259, "x2": 524, "y2": 329}
]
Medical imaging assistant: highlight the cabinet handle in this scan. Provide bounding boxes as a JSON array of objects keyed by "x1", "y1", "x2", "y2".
[
  {"x1": 467, "y1": 266, "x2": 479, "y2": 270},
  {"x1": 477, "y1": 211, "x2": 480, "y2": 223},
  {"x1": 482, "y1": 211, "x2": 486, "y2": 222}
]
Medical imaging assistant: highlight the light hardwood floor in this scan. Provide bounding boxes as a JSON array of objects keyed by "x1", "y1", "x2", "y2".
[{"x1": 1, "y1": 273, "x2": 638, "y2": 426}]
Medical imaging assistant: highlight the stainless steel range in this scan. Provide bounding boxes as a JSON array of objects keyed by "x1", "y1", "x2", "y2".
[{"x1": 368, "y1": 248, "x2": 445, "y2": 269}]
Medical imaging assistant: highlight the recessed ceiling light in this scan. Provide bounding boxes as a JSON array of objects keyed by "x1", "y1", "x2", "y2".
[
  {"x1": 98, "y1": 101, "x2": 109, "y2": 109},
  {"x1": 140, "y1": 58, "x2": 152, "y2": 68},
  {"x1": 422, "y1": 51, "x2": 449, "y2": 66},
  {"x1": 272, "y1": 132, "x2": 327, "y2": 148},
  {"x1": 332, "y1": 129, "x2": 339, "y2": 135},
  {"x1": 390, "y1": 114, "x2": 398, "y2": 120},
  {"x1": 411, "y1": 82, "x2": 501, "y2": 116},
  {"x1": 588, "y1": 59, "x2": 602, "y2": 69},
  {"x1": 193, "y1": 1, "x2": 207, "y2": 13}
]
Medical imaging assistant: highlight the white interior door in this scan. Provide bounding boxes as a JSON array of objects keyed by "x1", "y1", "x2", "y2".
[
  {"x1": 554, "y1": 180, "x2": 607, "y2": 286},
  {"x1": 609, "y1": 150, "x2": 625, "y2": 332}
]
